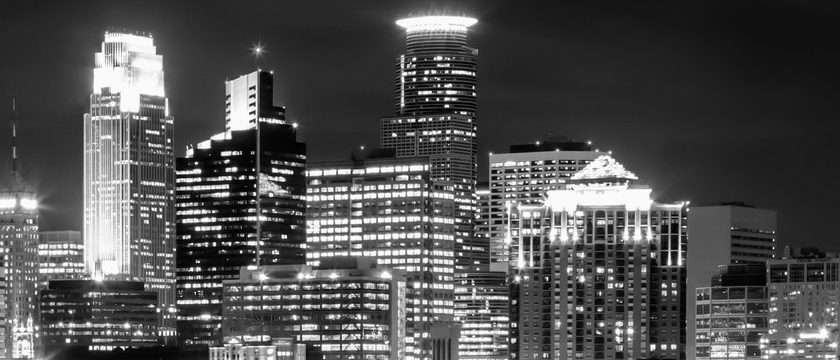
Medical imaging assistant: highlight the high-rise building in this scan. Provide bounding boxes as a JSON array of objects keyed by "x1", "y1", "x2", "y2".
[
  {"x1": 687, "y1": 203, "x2": 776, "y2": 360},
  {"x1": 220, "y1": 257, "x2": 407, "y2": 360},
  {"x1": 381, "y1": 15, "x2": 480, "y2": 274},
  {"x1": 508, "y1": 155, "x2": 688, "y2": 360},
  {"x1": 306, "y1": 153, "x2": 455, "y2": 360},
  {"x1": 38, "y1": 231, "x2": 85, "y2": 285},
  {"x1": 487, "y1": 140, "x2": 600, "y2": 265},
  {"x1": 176, "y1": 70, "x2": 306, "y2": 347},
  {"x1": 762, "y1": 256, "x2": 840, "y2": 360},
  {"x1": 40, "y1": 280, "x2": 158, "y2": 355},
  {"x1": 694, "y1": 264, "x2": 768, "y2": 360},
  {"x1": 1, "y1": 96, "x2": 39, "y2": 359},
  {"x1": 82, "y1": 30, "x2": 176, "y2": 336},
  {"x1": 454, "y1": 270, "x2": 509, "y2": 360}
]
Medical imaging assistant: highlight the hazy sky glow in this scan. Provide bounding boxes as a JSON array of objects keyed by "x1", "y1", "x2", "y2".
[{"x1": 1, "y1": 0, "x2": 838, "y2": 249}]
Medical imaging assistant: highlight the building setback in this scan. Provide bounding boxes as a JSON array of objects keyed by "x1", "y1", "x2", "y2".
[
  {"x1": 82, "y1": 30, "x2": 176, "y2": 338},
  {"x1": 306, "y1": 153, "x2": 455, "y2": 360},
  {"x1": 40, "y1": 280, "x2": 158, "y2": 355},
  {"x1": 176, "y1": 70, "x2": 306, "y2": 347},
  {"x1": 509, "y1": 155, "x2": 688, "y2": 360},
  {"x1": 220, "y1": 257, "x2": 406, "y2": 360},
  {"x1": 686, "y1": 203, "x2": 776, "y2": 360},
  {"x1": 0, "y1": 96, "x2": 39, "y2": 359}
]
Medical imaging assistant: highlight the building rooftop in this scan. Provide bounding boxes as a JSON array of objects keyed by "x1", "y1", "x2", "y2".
[{"x1": 396, "y1": 16, "x2": 477, "y2": 31}]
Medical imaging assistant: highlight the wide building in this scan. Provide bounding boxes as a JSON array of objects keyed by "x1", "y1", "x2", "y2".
[
  {"x1": 762, "y1": 256, "x2": 840, "y2": 360},
  {"x1": 694, "y1": 264, "x2": 767, "y2": 360},
  {"x1": 82, "y1": 30, "x2": 176, "y2": 337},
  {"x1": 687, "y1": 203, "x2": 776, "y2": 360},
  {"x1": 40, "y1": 280, "x2": 158, "y2": 356},
  {"x1": 176, "y1": 70, "x2": 306, "y2": 347},
  {"x1": 1, "y1": 97, "x2": 40, "y2": 359},
  {"x1": 306, "y1": 153, "x2": 455, "y2": 360},
  {"x1": 220, "y1": 257, "x2": 407, "y2": 360},
  {"x1": 38, "y1": 231, "x2": 85, "y2": 285},
  {"x1": 509, "y1": 155, "x2": 688, "y2": 360}
]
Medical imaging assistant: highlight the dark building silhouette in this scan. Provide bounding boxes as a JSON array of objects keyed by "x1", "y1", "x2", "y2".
[{"x1": 175, "y1": 70, "x2": 306, "y2": 347}]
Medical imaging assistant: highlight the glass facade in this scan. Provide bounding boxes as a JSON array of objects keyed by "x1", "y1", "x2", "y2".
[
  {"x1": 82, "y1": 30, "x2": 176, "y2": 337},
  {"x1": 40, "y1": 280, "x2": 159, "y2": 355},
  {"x1": 695, "y1": 286, "x2": 767, "y2": 360},
  {"x1": 306, "y1": 156, "x2": 454, "y2": 360},
  {"x1": 220, "y1": 259, "x2": 406, "y2": 359},
  {"x1": 176, "y1": 70, "x2": 306, "y2": 347},
  {"x1": 38, "y1": 231, "x2": 85, "y2": 285}
]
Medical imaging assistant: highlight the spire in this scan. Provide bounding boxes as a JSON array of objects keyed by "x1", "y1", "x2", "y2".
[{"x1": 11, "y1": 95, "x2": 19, "y2": 175}]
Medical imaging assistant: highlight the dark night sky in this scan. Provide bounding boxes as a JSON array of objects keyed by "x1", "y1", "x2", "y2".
[{"x1": 1, "y1": 1, "x2": 838, "y2": 249}]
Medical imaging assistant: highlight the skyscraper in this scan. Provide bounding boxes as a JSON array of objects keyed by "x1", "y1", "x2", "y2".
[
  {"x1": 508, "y1": 155, "x2": 688, "y2": 360},
  {"x1": 82, "y1": 30, "x2": 176, "y2": 336},
  {"x1": 306, "y1": 153, "x2": 455, "y2": 360},
  {"x1": 686, "y1": 203, "x2": 776, "y2": 360},
  {"x1": 381, "y1": 15, "x2": 480, "y2": 274},
  {"x1": 1, "y1": 97, "x2": 39, "y2": 359},
  {"x1": 176, "y1": 70, "x2": 306, "y2": 347},
  {"x1": 486, "y1": 139, "x2": 600, "y2": 265}
]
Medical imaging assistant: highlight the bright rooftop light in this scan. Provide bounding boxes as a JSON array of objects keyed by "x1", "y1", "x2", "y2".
[{"x1": 396, "y1": 16, "x2": 478, "y2": 31}]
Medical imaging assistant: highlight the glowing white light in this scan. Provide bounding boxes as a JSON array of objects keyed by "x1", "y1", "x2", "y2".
[
  {"x1": 21, "y1": 198, "x2": 37, "y2": 210},
  {"x1": 258, "y1": 272, "x2": 268, "y2": 282},
  {"x1": 571, "y1": 155, "x2": 638, "y2": 180},
  {"x1": 0, "y1": 198, "x2": 16, "y2": 208},
  {"x1": 329, "y1": 272, "x2": 339, "y2": 280},
  {"x1": 396, "y1": 16, "x2": 478, "y2": 32},
  {"x1": 380, "y1": 271, "x2": 392, "y2": 279}
]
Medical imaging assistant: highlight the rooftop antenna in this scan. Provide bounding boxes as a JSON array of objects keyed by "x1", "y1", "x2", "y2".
[{"x1": 10, "y1": 95, "x2": 19, "y2": 175}]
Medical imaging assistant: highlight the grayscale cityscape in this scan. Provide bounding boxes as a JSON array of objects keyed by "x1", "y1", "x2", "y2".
[{"x1": 0, "y1": 1, "x2": 838, "y2": 360}]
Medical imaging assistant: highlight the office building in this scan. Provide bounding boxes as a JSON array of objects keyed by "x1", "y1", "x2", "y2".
[
  {"x1": 1, "y1": 97, "x2": 39, "y2": 359},
  {"x1": 509, "y1": 155, "x2": 688, "y2": 360},
  {"x1": 694, "y1": 264, "x2": 767, "y2": 360},
  {"x1": 486, "y1": 139, "x2": 599, "y2": 265},
  {"x1": 762, "y1": 256, "x2": 840, "y2": 359},
  {"x1": 209, "y1": 338, "x2": 305, "y2": 360},
  {"x1": 306, "y1": 153, "x2": 454, "y2": 360},
  {"x1": 38, "y1": 231, "x2": 85, "y2": 285},
  {"x1": 381, "y1": 15, "x2": 480, "y2": 274},
  {"x1": 454, "y1": 270, "x2": 509, "y2": 360},
  {"x1": 40, "y1": 280, "x2": 158, "y2": 356},
  {"x1": 176, "y1": 70, "x2": 306, "y2": 347},
  {"x1": 82, "y1": 30, "x2": 176, "y2": 336},
  {"x1": 220, "y1": 257, "x2": 407, "y2": 360},
  {"x1": 687, "y1": 203, "x2": 776, "y2": 359}
]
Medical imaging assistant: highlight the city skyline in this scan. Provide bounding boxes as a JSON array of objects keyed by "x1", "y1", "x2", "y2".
[
  {"x1": 1, "y1": 1, "x2": 838, "y2": 250},
  {"x1": 0, "y1": 2, "x2": 838, "y2": 360}
]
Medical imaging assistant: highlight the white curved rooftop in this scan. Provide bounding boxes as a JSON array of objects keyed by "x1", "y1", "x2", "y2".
[
  {"x1": 396, "y1": 16, "x2": 478, "y2": 31},
  {"x1": 571, "y1": 155, "x2": 638, "y2": 181}
]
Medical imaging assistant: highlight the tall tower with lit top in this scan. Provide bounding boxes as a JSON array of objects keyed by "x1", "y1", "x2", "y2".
[
  {"x1": 82, "y1": 30, "x2": 176, "y2": 336},
  {"x1": 1, "y1": 97, "x2": 39, "y2": 359}
]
